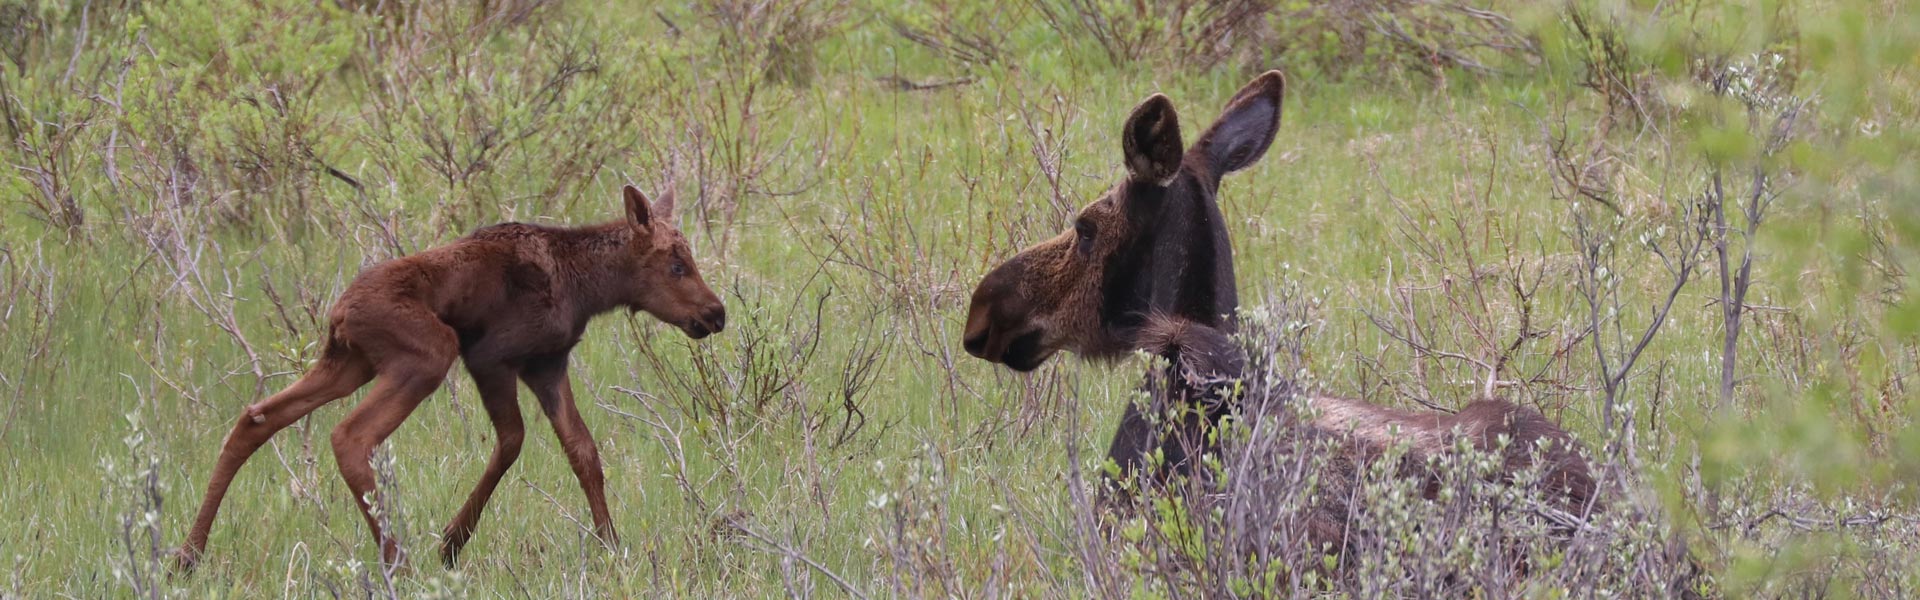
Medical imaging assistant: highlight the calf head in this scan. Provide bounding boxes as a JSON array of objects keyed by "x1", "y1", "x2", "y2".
[
  {"x1": 618, "y1": 185, "x2": 727, "y2": 338},
  {"x1": 963, "y1": 71, "x2": 1286, "y2": 371}
]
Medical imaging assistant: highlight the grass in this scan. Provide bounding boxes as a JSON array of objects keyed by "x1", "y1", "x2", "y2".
[{"x1": 2, "y1": 0, "x2": 1918, "y2": 597}]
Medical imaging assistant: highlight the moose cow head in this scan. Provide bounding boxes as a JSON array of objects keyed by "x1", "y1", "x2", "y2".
[{"x1": 964, "y1": 71, "x2": 1286, "y2": 371}]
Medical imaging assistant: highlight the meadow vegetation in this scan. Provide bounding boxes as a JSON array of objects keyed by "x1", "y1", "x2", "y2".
[{"x1": 1, "y1": 0, "x2": 1917, "y2": 597}]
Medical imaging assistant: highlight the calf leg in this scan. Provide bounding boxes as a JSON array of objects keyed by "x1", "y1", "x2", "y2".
[
  {"x1": 331, "y1": 365, "x2": 446, "y2": 568},
  {"x1": 439, "y1": 363, "x2": 525, "y2": 566},
  {"x1": 174, "y1": 352, "x2": 373, "y2": 573},
  {"x1": 522, "y1": 356, "x2": 617, "y2": 546}
]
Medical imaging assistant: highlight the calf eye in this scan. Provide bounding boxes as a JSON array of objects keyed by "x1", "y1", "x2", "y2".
[{"x1": 670, "y1": 261, "x2": 687, "y2": 277}]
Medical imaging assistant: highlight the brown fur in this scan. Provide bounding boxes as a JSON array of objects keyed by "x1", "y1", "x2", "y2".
[
  {"x1": 172, "y1": 184, "x2": 725, "y2": 572},
  {"x1": 963, "y1": 189, "x2": 1139, "y2": 368},
  {"x1": 1144, "y1": 318, "x2": 1596, "y2": 512}
]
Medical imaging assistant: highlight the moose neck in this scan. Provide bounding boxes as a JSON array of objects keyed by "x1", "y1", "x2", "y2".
[
  {"x1": 546, "y1": 222, "x2": 647, "y2": 321},
  {"x1": 1135, "y1": 178, "x2": 1239, "y2": 334}
]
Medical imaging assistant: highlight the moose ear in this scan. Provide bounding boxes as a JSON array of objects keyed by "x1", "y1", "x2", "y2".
[
  {"x1": 1194, "y1": 70, "x2": 1285, "y2": 176},
  {"x1": 622, "y1": 185, "x2": 652, "y2": 227},
  {"x1": 652, "y1": 184, "x2": 676, "y2": 221},
  {"x1": 1121, "y1": 94, "x2": 1184, "y2": 185}
]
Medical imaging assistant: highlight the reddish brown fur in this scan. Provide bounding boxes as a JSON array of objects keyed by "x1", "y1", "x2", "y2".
[{"x1": 172, "y1": 185, "x2": 725, "y2": 572}]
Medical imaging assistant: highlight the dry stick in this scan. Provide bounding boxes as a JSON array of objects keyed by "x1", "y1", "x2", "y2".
[
  {"x1": 1364, "y1": 309, "x2": 1493, "y2": 411},
  {"x1": 367, "y1": 453, "x2": 406, "y2": 597},
  {"x1": 281, "y1": 541, "x2": 314, "y2": 598},
  {"x1": 1375, "y1": 159, "x2": 1511, "y2": 409},
  {"x1": 1714, "y1": 104, "x2": 1797, "y2": 407},
  {"x1": 726, "y1": 519, "x2": 870, "y2": 600},
  {"x1": 524, "y1": 479, "x2": 595, "y2": 541},
  {"x1": 1709, "y1": 505, "x2": 1920, "y2": 534},
  {"x1": 604, "y1": 386, "x2": 711, "y2": 514},
  {"x1": 1059, "y1": 383, "x2": 1123, "y2": 599},
  {"x1": 1550, "y1": 112, "x2": 1707, "y2": 434},
  {"x1": 1462, "y1": 139, "x2": 1545, "y2": 400},
  {"x1": 1711, "y1": 168, "x2": 1739, "y2": 408},
  {"x1": 127, "y1": 322, "x2": 211, "y2": 410},
  {"x1": 60, "y1": 0, "x2": 91, "y2": 87},
  {"x1": 98, "y1": 31, "x2": 136, "y2": 197},
  {"x1": 0, "y1": 247, "x2": 23, "y2": 447},
  {"x1": 174, "y1": 243, "x2": 271, "y2": 398},
  {"x1": 1369, "y1": 12, "x2": 1493, "y2": 74},
  {"x1": 1493, "y1": 256, "x2": 1548, "y2": 399},
  {"x1": 503, "y1": 559, "x2": 538, "y2": 600},
  {"x1": 876, "y1": 75, "x2": 977, "y2": 92},
  {"x1": 1586, "y1": 205, "x2": 1704, "y2": 434},
  {"x1": 1015, "y1": 89, "x2": 1074, "y2": 222},
  {"x1": 991, "y1": 486, "x2": 1066, "y2": 593}
]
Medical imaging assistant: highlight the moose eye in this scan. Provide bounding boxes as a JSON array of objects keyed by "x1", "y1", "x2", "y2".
[
  {"x1": 1074, "y1": 221, "x2": 1096, "y2": 255},
  {"x1": 670, "y1": 261, "x2": 687, "y2": 277}
]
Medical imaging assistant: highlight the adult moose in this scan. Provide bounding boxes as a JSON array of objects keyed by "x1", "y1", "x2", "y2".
[
  {"x1": 962, "y1": 71, "x2": 1596, "y2": 519},
  {"x1": 963, "y1": 71, "x2": 1277, "y2": 479},
  {"x1": 173, "y1": 184, "x2": 726, "y2": 572}
]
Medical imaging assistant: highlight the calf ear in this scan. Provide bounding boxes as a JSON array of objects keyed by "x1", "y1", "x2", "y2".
[
  {"x1": 623, "y1": 185, "x2": 652, "y2": 228},
  {"x1": 1121, "y1": 94, "x2": 1184, "y2": 185},
  {"x1": 652, "y1": 184, "x2": 676, "y2": 221},
  {"x1": 1194, "y1": 70, "x2": 1285, "y2": 176}
]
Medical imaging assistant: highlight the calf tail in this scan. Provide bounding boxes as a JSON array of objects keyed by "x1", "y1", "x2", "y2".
[{"x1": 318, "y1": 320, "x2": 353, "y2": 363}]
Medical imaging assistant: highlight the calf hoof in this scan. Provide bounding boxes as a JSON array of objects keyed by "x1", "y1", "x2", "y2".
[
  {"x1": 378, "y1": 542, "x2": 411, "y2": 575},
  {"x1": 440, "y1": 526, "x2": 473, "y2": 567},
  {"x1": 168, "y1": 546, "x2": 201, "y2": 576},
  {"x1": 594, "y1": 526, "x2": 621, "y2": 551}
]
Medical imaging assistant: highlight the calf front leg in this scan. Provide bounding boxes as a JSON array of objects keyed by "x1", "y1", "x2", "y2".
[
  {"x1": 522, "y1": 355, "x2": 618, "y2": 547},
  {"x1": 440, "y1": 363, "x2": 525, "y2": 566}
]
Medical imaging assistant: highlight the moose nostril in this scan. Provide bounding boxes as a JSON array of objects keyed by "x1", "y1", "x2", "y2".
[
  {"x1": 707, "y1": 307, "x2": 726, "y2": 333},
  {"x1": 963, "y1": 330, "x2": 987, "y2": 357}
]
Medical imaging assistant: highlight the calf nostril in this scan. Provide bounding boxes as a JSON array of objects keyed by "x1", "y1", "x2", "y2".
[{"x1": 707, "y1": 307, "x2": 727, "y2": 332}]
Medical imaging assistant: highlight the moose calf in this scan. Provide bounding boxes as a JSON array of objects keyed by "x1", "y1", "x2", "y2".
[{"x1": 174, "y1": 184, "x2": 725, "y2": 571}]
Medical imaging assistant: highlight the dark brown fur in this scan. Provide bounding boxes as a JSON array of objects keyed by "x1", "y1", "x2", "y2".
[{"x1": 173, "y1": 185, "x2": 725, "y2": 572}]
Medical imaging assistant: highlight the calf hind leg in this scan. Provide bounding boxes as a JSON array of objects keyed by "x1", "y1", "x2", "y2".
[
  {"x1": 439, "y1": 364, "x2": 525, "y2": 566},
  {"x1": 330, "y1": 363, "x2": 449, "y2": 568},
  {"x1": 173, "y1": 352, "x2": 374, "y2": 573}
]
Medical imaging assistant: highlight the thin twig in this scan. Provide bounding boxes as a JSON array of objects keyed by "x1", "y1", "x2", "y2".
[{"x1": 726, "y1": 518, "x2": 871, "y2": 600}]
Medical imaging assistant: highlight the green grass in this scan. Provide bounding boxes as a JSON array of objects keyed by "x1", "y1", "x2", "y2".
[{"x1": 2, "y1": 0, "x2": 1918, "y2": 596}]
